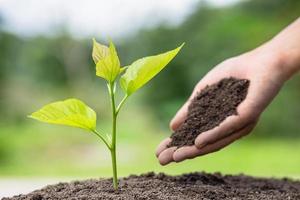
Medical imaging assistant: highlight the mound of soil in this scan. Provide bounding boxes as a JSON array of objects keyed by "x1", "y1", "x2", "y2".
[
  {"x1": 4, "y1": 172, "x2": 300, "y2": 200},
  {"x1": 169, "y1": 77, "x2": 250, "y2": 147}
]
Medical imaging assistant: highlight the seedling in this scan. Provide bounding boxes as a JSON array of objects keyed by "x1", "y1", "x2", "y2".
[{"x1": 29, "y1": 39, "x2": 183, "y2": 189}]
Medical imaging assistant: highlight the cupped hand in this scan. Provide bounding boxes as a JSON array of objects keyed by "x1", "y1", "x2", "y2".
[{"x1": 156, "y1": 48, "x2": 286, "y2": 165}]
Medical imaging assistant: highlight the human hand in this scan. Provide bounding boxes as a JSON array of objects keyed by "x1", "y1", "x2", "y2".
[{"x1": 156, "y1": 47, "x2": 287, "y2": 165}]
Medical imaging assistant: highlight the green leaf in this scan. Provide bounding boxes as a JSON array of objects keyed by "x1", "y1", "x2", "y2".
[
  {"x1": 120, "y1": 43, "x2": 184, "y2": 95},
  {"x1": 92, "y1": 38, "x2": 109, "y2": 64},
  {"x1": 29, "y1": 98, "x2": 97, "y2": 131},
  {"x1": 120, "y1": 66, "x2": 128, "y2": 73},
  {"x1": 95, "y1": 40, "x2": 121, "y2": 82}
]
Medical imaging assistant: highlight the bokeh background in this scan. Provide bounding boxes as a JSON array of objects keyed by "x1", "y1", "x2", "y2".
[{"x1": 0, "y1": 0, "x2": 300, "y2": 197}]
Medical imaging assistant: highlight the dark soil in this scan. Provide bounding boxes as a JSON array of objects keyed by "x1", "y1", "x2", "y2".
[
  {"x1": 169, "y1": 77, "x2": 250, "y2": 147},
  {"x1": 4, "y1": 172, "x2": 300, "y2": 200}
]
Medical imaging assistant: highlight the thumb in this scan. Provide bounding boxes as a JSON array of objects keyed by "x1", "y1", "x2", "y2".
[
  {"x1": 170, "y1": 101, "x2": 189, "y2": 131},
  {"x1": 170, "y1": 79, "x2": 209, "y2": 131}
]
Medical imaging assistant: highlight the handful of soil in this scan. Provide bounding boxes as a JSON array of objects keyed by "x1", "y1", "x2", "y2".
[{"x1": 169, "y1": 77, "x2": 250, "y2": 148}]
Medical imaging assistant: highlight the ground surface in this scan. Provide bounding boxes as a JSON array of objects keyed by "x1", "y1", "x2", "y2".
[
  {"x1": 169, "y1": 77, "x2": 249, "y2": 147},
  {"x1": 3, "y1": 172, "x2": 300, "y2": 200},
  {"x1": 0, "y1": 179, "x2": 67, "y2": 199}
]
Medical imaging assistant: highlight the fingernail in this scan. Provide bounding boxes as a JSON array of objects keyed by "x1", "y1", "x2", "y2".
[{"x1": 196, "y1": 142, "x2": 206, "y2": 149}]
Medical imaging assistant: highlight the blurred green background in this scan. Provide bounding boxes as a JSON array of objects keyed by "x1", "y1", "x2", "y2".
[{"x1": 0, "y1": 0, "x2": 300, "y2": 180}]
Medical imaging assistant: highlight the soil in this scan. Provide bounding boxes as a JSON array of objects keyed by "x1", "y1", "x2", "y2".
[
  {"x1": 169, "y1": 77, "x2": 250, "y2": 147},
  {"x1": 3, "y1": 172, "x2": 300, "y2": 200}
]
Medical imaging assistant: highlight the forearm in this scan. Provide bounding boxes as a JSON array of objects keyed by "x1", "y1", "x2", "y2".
[{"x1": 262, "y1": 18, "x2": 300, "y2": 81}]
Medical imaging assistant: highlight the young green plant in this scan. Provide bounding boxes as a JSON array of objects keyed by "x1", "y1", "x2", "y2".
[{"x1": 29, "y1": 39, "x2": 184, "y2": 189}]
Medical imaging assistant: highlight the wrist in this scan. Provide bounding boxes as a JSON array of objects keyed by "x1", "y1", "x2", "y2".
[
  {"x1": 268, "y1": 43, "x2": 299, "y2": 82},
  {"x1": 259, "y1": 18, "x2": 300, "y2": 81},
  {"x1": 251, "y1": 41, "x2": 300, "y2": 82}
]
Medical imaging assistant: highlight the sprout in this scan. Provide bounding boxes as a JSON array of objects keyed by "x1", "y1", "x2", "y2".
[{"x1": 29, "y1": 39, "x2": 184, "y2": 189}]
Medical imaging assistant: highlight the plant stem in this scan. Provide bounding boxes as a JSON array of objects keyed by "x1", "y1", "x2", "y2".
[
  {"x1": 92, "y1": 130, "x2": 111, "y2": 150},
  {"x1": 116, "y1": 94, "x2": 128, "y2": 115},
  {"x1": 108, "y1": 82, "x2": 118, "y2": 189}
]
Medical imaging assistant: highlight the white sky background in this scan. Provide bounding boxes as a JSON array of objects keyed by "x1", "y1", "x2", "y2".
[{"x1": 0, "y1": 0, "x2": 240, "y2": 38}]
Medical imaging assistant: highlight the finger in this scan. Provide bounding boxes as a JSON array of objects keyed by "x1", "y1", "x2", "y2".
[
  {"x1": 158, "y1": 147, "x2": 177, "y2": 166},
  {"x1": 174, "y1": 122, "x2": 256, "y2": 162},
  {"x1": 173, "y1": 146, "x2": 200, "y2": 162},
  {"x1": 155, "y1": 138, "x2": 172, "y2": 157},
  {"x1": 194, "y1": 122, "x2": 256, "y2": 157},
  {"x1": 170, "y1": 101, "x2": 189, "y2": 131},
  {"x1": 194, "y1": 115, "x2": 248, "y2": 148}
]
